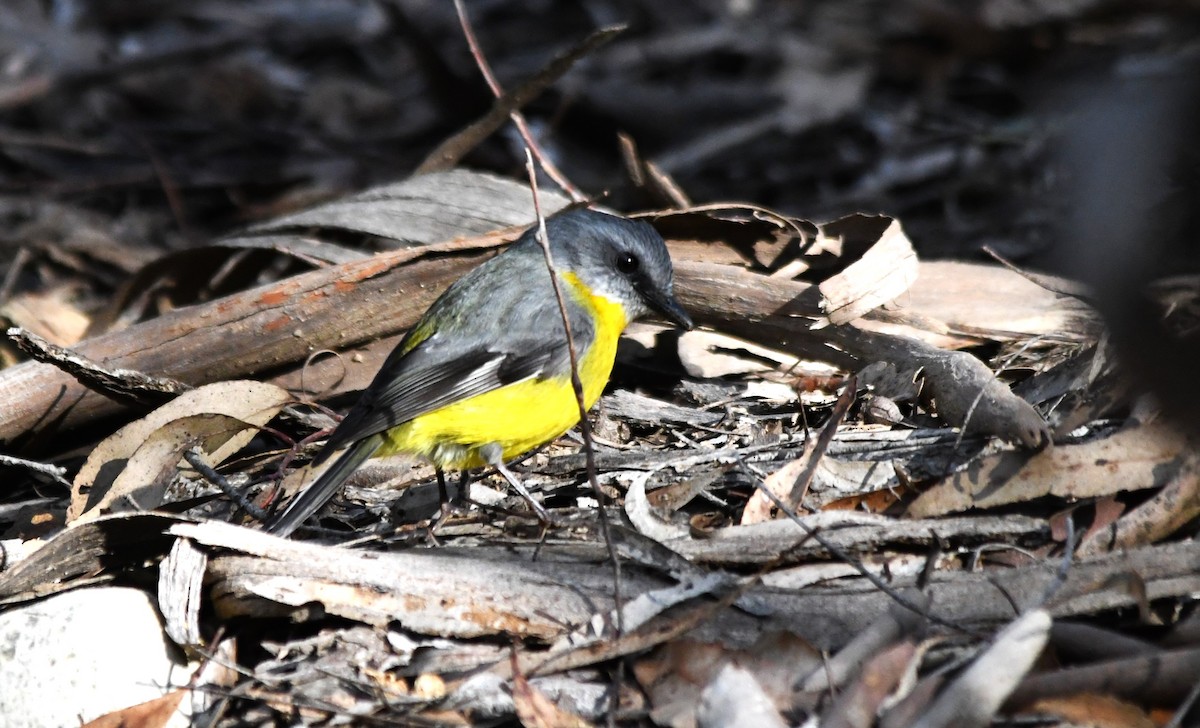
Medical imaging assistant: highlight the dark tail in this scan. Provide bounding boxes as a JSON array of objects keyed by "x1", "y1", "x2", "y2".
[{"x1": 265, "y1": 434, "x2": 383, "y2": 536}]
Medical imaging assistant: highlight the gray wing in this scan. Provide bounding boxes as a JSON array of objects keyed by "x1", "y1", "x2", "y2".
[
  {"x1": 268, "y1": 324, "x2": 573, "y2": 534},
  {"x1": 317, "y1": 258, "x2": 596, "y2": 459},
  {"x1": 318, "y1": 332, "x2": 562, "y2": 457}
]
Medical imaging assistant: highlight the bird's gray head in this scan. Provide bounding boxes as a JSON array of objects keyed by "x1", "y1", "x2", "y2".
[{"x1": 523, "y1": 209, "x2": 693, "y2": 329}]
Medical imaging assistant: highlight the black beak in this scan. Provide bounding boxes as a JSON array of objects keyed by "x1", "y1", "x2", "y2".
[{"x1": 644, "y1": 287, "x2": 694, "y2": 330}]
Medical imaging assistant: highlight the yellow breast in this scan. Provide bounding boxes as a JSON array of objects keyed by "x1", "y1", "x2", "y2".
[{"x1": 379, "y1": 272, "x2": 628, "y2": 469}]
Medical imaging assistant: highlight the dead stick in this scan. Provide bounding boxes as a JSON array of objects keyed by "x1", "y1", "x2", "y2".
[
  {"x1": 523, "y1": 151, "x2": 624, "y2": 636},
  {"x1": 415, "y1": 24, "x2": 624, "y2": 176},
  {"x1": 453, "y1": 0, "x2": 588, "y2": 202}
]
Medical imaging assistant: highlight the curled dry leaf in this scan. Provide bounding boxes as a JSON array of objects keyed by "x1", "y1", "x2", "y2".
[
  {"x1": 84, "y1": 689, "x2": 187, "y2": 728},
  {"x1": 817, "y1": 216, "x2": 918, "y2": 326},
  {"x1": 741, "y1": 457, "x2": 808, "y2": 526},
  {"x1": 74, "y1": 413, "x2": 255, "y2": 524},
  {"x1": 907, "y1": 422, "x2": 1191, "y2": 518},
  {"x1": 69, "y1": 381, "x2": 291, "y2": 522},
  {"x1": 643, "y1": 205, "x2": 818, "y2": 270},
  {"x1": 624, "y1": 472, "x2": 691, "y2": 543}
]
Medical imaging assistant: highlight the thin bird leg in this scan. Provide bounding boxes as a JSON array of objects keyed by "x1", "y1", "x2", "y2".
[
  {"x1": 480, "y1": 443, "x2": 555, "y2": 525},
  {"x1": 428, "y1": 471, "x2": 454, "y2": 540},
  {"x1": 454, "y1": 470, "x2": 472, "y2": 505},
  {"x1": 435, "y1": 468, "x2": 449, "y2": 505},
  {"x1": 431, "y1": 469, "x2": 474, "y2": 533},
  {"x1": 433, "y1": 467, "x2": 460, "y2": 525},
  {"x1": 495, "y1": 462, "x2": 556, "y2": 525}
]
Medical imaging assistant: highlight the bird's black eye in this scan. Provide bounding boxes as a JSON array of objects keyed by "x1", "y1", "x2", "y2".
[{"x1": 617, "y1": 252, "x2": 640, "y2": 274}]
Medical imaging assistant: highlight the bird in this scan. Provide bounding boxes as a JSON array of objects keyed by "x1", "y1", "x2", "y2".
[{"x1": 265, "y1": 208, "x2": 693, "y2": 535}]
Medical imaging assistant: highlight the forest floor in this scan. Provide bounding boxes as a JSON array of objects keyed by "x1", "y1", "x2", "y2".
[{"x1": 0, "y1": 2, "x2": 1199, "y2": 726}]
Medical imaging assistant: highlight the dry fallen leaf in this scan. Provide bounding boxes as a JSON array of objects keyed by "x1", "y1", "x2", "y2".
[
  {"x1": 741, "y1": 457, "x2": 808, "y2": 526},
  {"x1": 908, "y1": 422, "x2": 1191, "y2": 518},
  {"x1": 635, "y1": 632, "x2": 819, "y2": 728},
  {"x1": 676, "y1": 330, "x2": 801, "y2": 379},
  {"x1": 512, "y1": 660, "x2": 592, "y2": 728},
  {"x1": 75, "y1": 413, "x2": 257, "y2": 523},
  {"x1": 1027, "y1": 693, "x2": 1155, "y2": 728},
  {"x1": 817, "y1": 216, "x2": 918, "y2": 326},
  {"x1": 81, "y1": 689, "x2": 187, "y2": 728},
  {"x1": 697, "y1": 662, "x2": 788, "y2": 728},
  {"x1": 820, "y1": 641, "x2": 917, "y2": 728},
  {"x1": 1077, "y1": 452, "x2": 1200, "y2": 554},
  {"x1": 741, "y1": 378, "x2": 854, "y2": 524},
  {"x1": 0, "y1": 290, "x2": 90, "y2": 346},
  {"x1": 910, "y1": 610, "x2": 1051, "y2": 728},
  {"x1": 69, "y1": 381, "x2": 292, "y2": 522}
]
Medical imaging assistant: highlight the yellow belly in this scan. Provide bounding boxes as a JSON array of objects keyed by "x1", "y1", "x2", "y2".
[{"x1": 377, "y1": 274, "x2": 627, "y2": 470}]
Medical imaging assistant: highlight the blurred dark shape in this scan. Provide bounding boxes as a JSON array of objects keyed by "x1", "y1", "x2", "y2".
[{"x1": 1053, "y1": 63, "x2": 1200, "y2": 434}]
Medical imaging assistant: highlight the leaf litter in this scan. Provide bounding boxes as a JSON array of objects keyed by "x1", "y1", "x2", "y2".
[{"x1": 0, "y1": 2, "x2": 1199, "y2": 727}]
